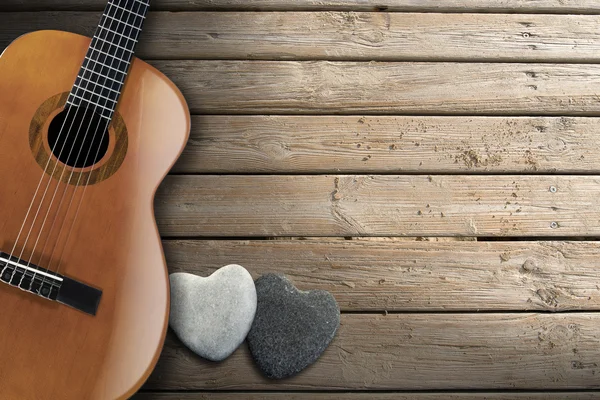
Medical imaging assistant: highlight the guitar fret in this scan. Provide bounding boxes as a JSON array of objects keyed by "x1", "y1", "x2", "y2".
[
  {"x1": 68, "y1": 94, "x2": 114, "y2": 111},
  {"x1": 97, "y1": 25, "x2": 138, "y2": 44},
  {"x1": 79, "y1": 66, "x2": 124, "y2": 85},
  {"x1": 102, "y1": 14, "x2": 142, "y2": 31},
  {"x1": 73, "y1": 84, "x2": 118, "y2": 105},
  {"x1": 67, "y1": 94, "x2": 114, "y2": 116},
  {"x1": 76, "y1": 77, "x2": 120, "y2": 94},
  {"x1": 88, "y1": 46, "x2": 131, "y2": 66},
  {"x1": 84, "y1": 56, "x2": 126, "y2": 75},
  {"x1": 107, "y1": 2, "x2": 147, "y2": 19},
  {"x1": 93, "y1": 36, "x2": 134, "y2": 53},
  {"x1": 67, "y1": 0, "x2": 147, "y2": 124}
]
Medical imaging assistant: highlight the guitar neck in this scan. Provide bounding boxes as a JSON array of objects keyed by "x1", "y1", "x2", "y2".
[{"x1": 67, "y1": 0, "x2": 150, "y2": 120}]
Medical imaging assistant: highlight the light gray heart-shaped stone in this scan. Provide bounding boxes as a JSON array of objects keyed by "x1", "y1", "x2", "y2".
[
  {"x1": 247, "y1": 274, "x2": 340, "y2": 379},
  {"x1": 169, "y1": 264, "x2": 257, "y2": 362}
]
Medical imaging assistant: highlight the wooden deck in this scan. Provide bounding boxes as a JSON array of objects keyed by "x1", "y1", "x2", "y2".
[{"x1": 3, "y1": 1, "x2": 600, "y2": 398}]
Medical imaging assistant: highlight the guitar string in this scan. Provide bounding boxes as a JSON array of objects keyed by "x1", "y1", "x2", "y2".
[
  {"x1": 0, "y1": 26, "x2": 108, "y2": 286},
  {"x1": 4, "y1": 0, "x2": 146, "y2": 292},
  {"x1": 24, "y1": 1, "x2": 124, "y2": 290},
  {"x1": 11, "y1": 3, "x2": 122, "y2": 295},
  {"x1": 34, "y1": 0, "x2": 143, "y2": 290},
  {"x1": 40, "y1": 0, "x2": 144, "y2": 278},
  {"x1": 13, "y1": 0, "x2": 124, "y2": 290},
  {"x1": 0, "y1": 93, "x2": 84, "y2": 282},
  {"x1": 40, "y1": 0, "x2": 147, "y2": 287},
  {"x1": 23, "y1": 3, "x2": 142, "y2": 386}
]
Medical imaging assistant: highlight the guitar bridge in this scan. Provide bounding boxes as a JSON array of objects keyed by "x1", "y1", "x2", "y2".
[{"x1": 0, "y1": 252, "x2": 102, "y2": 316}]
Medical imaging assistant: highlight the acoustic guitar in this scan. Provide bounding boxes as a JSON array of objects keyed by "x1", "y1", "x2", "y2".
[{"x1": 0, "y1": 0, "x2": 189, "y2": 398}]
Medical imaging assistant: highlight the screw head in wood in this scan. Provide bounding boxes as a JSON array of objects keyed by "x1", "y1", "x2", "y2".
[
  {"x1": 549, "y1": 186, "x2": 557, "y2": 193},
  {"x1": 550, "y1": 222, "x2": 559, "y2": 229}
]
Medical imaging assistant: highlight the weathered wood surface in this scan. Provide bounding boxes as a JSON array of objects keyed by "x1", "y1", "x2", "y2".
[
  {"x1": 4, "y1": 2, "x2": 600, "y2": 397},
  {"x1": 163, "y1": 240, "x2": 600, "y2": 311},
  {"x1": 4, "y1": 0, "x2": 600, "y2": 13},
  {"x1": 156, "y1": 175, "x2": 600, "y2": 237},
  {"x1": 133, "y1": 393, "x2": 600, "y2": 400},
  {"x1": 3, "y1": 12, "x2": 600, "y2": 62},
  {"x1": 3, "y1": 40, "x2": 600, "y2": 114},
  {"x1": 174, "y1": 116, "x2": 599, "y2": 174},
  {"x1": 148, "y1": 61, "x2": 600, "y2": 115},
  {"x1": 146, "y1": 313, "x2": 600, "y2": 390}
]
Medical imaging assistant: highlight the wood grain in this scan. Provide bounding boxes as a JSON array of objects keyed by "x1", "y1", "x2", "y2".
[
  {"x1": 174, "y1": 116, "x2": 600, "y2": 174},
  {"x1": 4, "y1": 3, "x2": 600, "y2": 399},
  {"x1": 3, "y1": 0, "x2": 600, "y2": 13},
  {"x1": 3, "y1": 12, "x2": 600, "y2": 62},
  {"x1": 132, "y1": 393, "x2": 600, "y2": 400},
  {"x1": 145, "y1": 61, "x2": 600, "y2": 115},
  {"x1": 146, "y1": 313, "x2": 600, "y2": 390},
  {"x1": 162, "y1": 239, "x2": 600, "y2": 311},
  {"x1": 155, "y1": 175, "x2": 600, "y2": 237}
]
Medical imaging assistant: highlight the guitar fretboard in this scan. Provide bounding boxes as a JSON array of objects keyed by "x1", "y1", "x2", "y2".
[{"x1": 67, "y1": 0, "x2": 149, "y2": 120}]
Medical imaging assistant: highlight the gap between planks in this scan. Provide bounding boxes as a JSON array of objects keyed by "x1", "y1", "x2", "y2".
[
  {"x1": 3, "y1": 12, "x2": 600, "y2": 63},
  {"x1": 131, "y1": 393, "x2": 600, "y2": 399}
]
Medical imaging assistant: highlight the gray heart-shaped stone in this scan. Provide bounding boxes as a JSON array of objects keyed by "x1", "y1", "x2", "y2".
[
  {"x1": 169, "y1": 264, "x2": 257, "y2": 362},
  {"x1": 247, "y1": 274, "x2": 340, "y2": 379}
]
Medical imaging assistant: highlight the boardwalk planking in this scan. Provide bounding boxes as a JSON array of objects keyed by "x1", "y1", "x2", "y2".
[
  {"x1": 3, "y1": 0, "x2": 600, "y2": 13},
  {"x1": 173, "y1": 116, "x2": 600, "y2": 174},
  {"x1": 145, "y1": 313, "x2": 600, "y2": 390},
  {"x1": 3, "y1": 12, "x2": 600, "y2": 62},
  {"x1": 150, "y1": 61, "x2": 600, "y2": 115},
  {"x1": 133, "y1": 394, "x2": 600, "y2": 399},
  {"x1": 3, "y1": 1, "x2": 600, "y2": 398},
  {"x1": 156, "y1": 175, "x2": 600, "y2": 237},
  {"x1": 162, "y1": 239, "x2": 600, "y2": 311}
]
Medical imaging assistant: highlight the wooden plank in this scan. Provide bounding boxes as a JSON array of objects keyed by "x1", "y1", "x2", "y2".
[
  {"x1": 0, "y1": 54, "x2": 594, "y2": 115},
  {"x1": 145, "y1": 313, "x2": 600, "y2": 390},
  {"x1": 155, "y1": 175, "x2": 600, "y2": 237},
  {"x1": 132, "y1": 393, "x2": 600, "y2": 399},
  {"x1": 150, "y1": 61, "x2": 600, "y2": 115},
  {"x1": 4, "y1": 12, "x2": 600, "y2": 62},
  {"x1": 2, "y1": 0, "x2": 600, "y2": 13},
  {"x1": 174, "y1": 116, "x2": 600, "y2": 174},
  {"x1": 163, "y1": 240, "x2": 600, "y2": 311}
]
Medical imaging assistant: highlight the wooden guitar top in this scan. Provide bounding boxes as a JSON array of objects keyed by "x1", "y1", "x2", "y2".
[{"x1": 0, "y1": 30, "x2": 190, "y2": 399}]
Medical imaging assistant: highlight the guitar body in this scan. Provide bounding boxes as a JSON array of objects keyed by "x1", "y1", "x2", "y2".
[{"x1": 0, "y1": 30, "x2": 189, "y2": 399}]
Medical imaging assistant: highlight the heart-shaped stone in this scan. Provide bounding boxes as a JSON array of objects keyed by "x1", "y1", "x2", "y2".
[
  {"x1": 247, "y1": 274, "x2": 340, "y2": 379},
  {"x1": 169, "y1": 264, "x2": 257, "y2": 362}
]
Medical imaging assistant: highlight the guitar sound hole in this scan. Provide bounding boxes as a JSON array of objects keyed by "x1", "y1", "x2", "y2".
[{"x1": 47, "y1": 107, "x2": 109, "y2": 169}]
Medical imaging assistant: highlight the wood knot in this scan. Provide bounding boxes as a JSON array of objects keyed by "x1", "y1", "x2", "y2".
[
  {"x1": 521, "y1": 259, "x2": 540, "y2": 274},
  {"x1": 536, "y1": 288, "x2": 559, "y2": 307},
  {"x1": 332, "y1": 177, "x2": 342, "y2": 201},
  {"x1": 332, "y1": 189, "x2": 342, "y2": 201}
]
